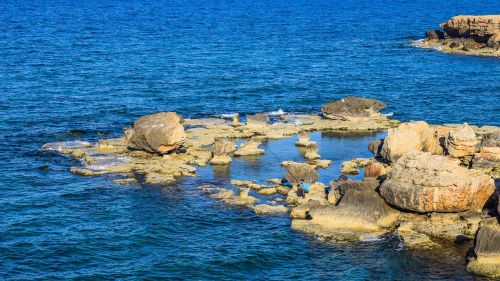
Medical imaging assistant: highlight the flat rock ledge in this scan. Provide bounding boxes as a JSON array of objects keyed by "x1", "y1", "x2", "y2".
[{"x1": 415, "y1": 15, "x2": 500, "y2": 57}]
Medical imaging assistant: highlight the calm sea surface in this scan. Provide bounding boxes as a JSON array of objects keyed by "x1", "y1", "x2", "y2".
[{"x1": 1, "y1": 1, "x2": 499, "y2": 280}]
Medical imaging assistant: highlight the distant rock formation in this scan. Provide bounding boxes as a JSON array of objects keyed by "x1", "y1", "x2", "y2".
[{"x1": 417, "y1": 15, "x2": 500, "y2": 57}]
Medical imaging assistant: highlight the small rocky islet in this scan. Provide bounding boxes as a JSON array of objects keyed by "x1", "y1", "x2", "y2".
[
  {"x1": 415, "y1": 15, "x2": 500, "y2": 57},
  {"x1": 43, "y1": 96, "x2": 500, "y2": 278}
]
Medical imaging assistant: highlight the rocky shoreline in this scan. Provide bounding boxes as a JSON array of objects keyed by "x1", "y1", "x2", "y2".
[
  {"x1": 43, "y1": 96, "x2": 500, "y2": 278},
  {"x1": 415, "y1": 15, "x2": 500, "y2": 57}
]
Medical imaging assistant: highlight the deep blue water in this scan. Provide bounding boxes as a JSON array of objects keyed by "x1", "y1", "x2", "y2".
[{"x1": 1, "y1": 0, "x2": 499, "y2": 280}]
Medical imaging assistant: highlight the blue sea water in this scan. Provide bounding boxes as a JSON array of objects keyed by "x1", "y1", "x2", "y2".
[{"x1": 1, "y1": 0, "x2": 499, "y2": 280}]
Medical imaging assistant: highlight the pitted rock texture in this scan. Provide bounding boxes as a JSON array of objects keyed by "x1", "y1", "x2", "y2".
[
  {"x1": 380, "y1": 151, "x2": 495, "y2": 213},
  {"x1": 445, "y1": 124, "x2": 477, "y2": 158}
]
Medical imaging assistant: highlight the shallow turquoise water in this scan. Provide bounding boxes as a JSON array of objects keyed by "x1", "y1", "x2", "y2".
[{"x1": 1, "y1": 0, "x2": 499, "y2": 280}]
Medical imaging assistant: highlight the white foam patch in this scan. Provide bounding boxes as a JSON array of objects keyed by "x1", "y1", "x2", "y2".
[{"x1": 266, "y1": 109, "x2": 285, "y2": 116}]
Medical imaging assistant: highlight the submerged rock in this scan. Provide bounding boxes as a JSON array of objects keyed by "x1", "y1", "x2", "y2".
[
  {"x1": 467, "y1": 219, "x2": 500, "y2": 278},
  {"x1": 380, "y1": 151, "x2": 495, "y2": 213},
  {"x1": 321, "y1": 96, "x2": 386, "y2": 121},
  {"x1": 126, "y1": 112, "x2": 186, "y2": 154}
]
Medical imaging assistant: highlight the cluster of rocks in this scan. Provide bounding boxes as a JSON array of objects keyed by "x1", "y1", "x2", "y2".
[
  {"x1": 42, "y1": 96, "x2": 500, "y2": 277},
  {"x1": 418, "y1": 15, "x2": 500, "y2": 57}
]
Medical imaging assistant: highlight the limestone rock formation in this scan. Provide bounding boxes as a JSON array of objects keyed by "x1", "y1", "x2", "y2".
[
  {"x1": 472, "y1": 131, "x2": 500, "y2": 178},
  {"x1": 295, "y1": 131, "x2": 314, "y2": 147},
  {"x1": 380, "y1": 151, "x2": 495, "y2": 213},
  {"x1": 234, "y1": 137, "x2": 265, "y2": 156},
  {"x1": 368, "y1": 139, "x2": 384, "y2": 157},
  {"x1": 292, "y1": 180, "x2": 398, "y2": 241},
  {"x1": 380, "y1": 121, "x2": 442, "y2": 163},
  {"x1": 253, "y1": 204, "x2": 288, "y2": 214},
  {"x1": 246, "y1": 114, "x2": 269, "y2": 127},
  {"x1": 418, "y1": 15, "x2": 500, "y2": 57},
  {"x1": 304, "y1": 143, "x2": 320, "y2": 160},
  {"x1": 467, "y1": 219, "x2": 500, "y2": 278},
  {"x1": 210, "y1": 138, "x2": 236, "y2": 165},
  {"x1": 446, "y1": 124, "x2": 477, "y2": 158},
  {"x1": 364, "y1": 162, "x2": 387, "y2": 178},
  {"x1": 441, "y1": 15, "x2": 500, "y2": 43},
  {"x1": 321, "y1": 96, "x2": 386, "y2": 121},
  {"x1": 126, "y1": 112, "x2": 186, "y2": 154},
  {"x1": 282, "y1": 162, "x2": 318, "y2": 184}
]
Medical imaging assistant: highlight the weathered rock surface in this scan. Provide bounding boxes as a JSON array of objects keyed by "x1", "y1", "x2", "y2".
[
  {"x1": 126, "y1": 112, "x2": 186, "y2": 154},
  {"x1": 304, "y1": 143, "x2": 321, "y2": 160},
  {"x1": 234, "y1": 137, "x2": 265, "y2": 156},
  {"x1": 380, "y1": 121, "x2": 442, "y2": 163},
  {"x1": 380, "y1": 151, "x2": 495, "y2": 213},
  {"x1": 321, "y1": 96, "x2": 386, "y2": 121},
  {"x1": 282, "y1": 162, "x2": 318, "y2": 184},
  {"x1": 210, "y1": 138, "x2": 236, "y2": 165},
  {"x1": 246, "y1": 114, "x2": 269, "y2": 127},
  {"x1": 364, "y1": 162, "x2": 387, "y2": 178},
  {"x1": 446, "y1": 124, "x2": 477, "y2": 158},
  {"x1": 467, "y1": 219, "x2": 500, "y2": 278},
  {"x1": 417, "y1": 15, "x2": 500, "y2": 57},
  {"x1": 295, "y1": 131, "x2": 314, "y2": 147},
  {"x1": 253, "y1": 204, "x2": 288, "y2": 214},
  {"x1": 472, "y1": 131, "x2": 500, "y2": 178},
  {"x1": 340, "y1": 158, "x2": 373, "y2": 175},
  {"x1": 292, "y1": 180, "x2": 399, "y2": 241}
]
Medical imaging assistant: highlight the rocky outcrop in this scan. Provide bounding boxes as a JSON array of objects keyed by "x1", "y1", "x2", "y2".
[
  {"x1": 340, "y1": 158, "x2": 373, "y2": 175},
  {"x1": 380, "y1": 151, "x2": 495, "y2": 213},
  {"x1": 126, "y1": 112, "x2": 186, "y2": 154},
  {"x1": 304, "y1": 143, "x2": 320, "y2": 160},
  {"x1": 321, "y1": 96, "x2": 386, "y2": 121},
  {"x1": 210, "y1": 138, "x2": 236, "y2": 165},
  {"x1": 467, "y1": 219, "x2": 500, "y2": 278},
  {"x1": 234, "y1": 137, "x2": 265, "y2": 156},
  {"x1": 380, "y1": 121, "x2": 442, "y2": 163},
  {"x1": 418, "y1": 15, "x2": 500, "y2": 57},
  {"x1": 295, "y1": 131, "x2": 314, "y2": 147},
  {"x1": 246, "y1": 114, "x2": 269, "y2": 127},
  {"x1": 472, "y1": 131, "x2": 500, "y2": 178},
  {"x1": 364, "y1": 162, "x2": 387, "y2": 178},
  {"x1": 292, "y1": 180, "x2": 399, "y2": 241},
  {"x1": 253, "y1": 204, "x2": 288, "y2": 214},
  {"x1": 445, "y1": 124, "x2": 477, "y2": 158}
]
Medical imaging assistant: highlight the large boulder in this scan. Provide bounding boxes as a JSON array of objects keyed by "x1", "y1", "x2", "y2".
[
  {"x1": 467, "y1": 219, "x2": 500, "y2": 278},
  {"x1": 126, "y1": 112, "x2": 186, "y2": 154},
  {"x1": 380, "y1": 151, "x2": 495, "y2": 213},
  {"x1": 321, "y1": 96, "x2": 386, "y2": 121},
  {"x1": 282, "y1": 162, "x2": 318, "y2": 184},
  {"x1": 440, "y1": 15, "x2": 500, "y2": 43},
  {"x1": 445, "y1": 124, "x2": 477, "y2": 158},
  {"x1": 380, "y1": 121, "x2": 442, "y2": 163}
]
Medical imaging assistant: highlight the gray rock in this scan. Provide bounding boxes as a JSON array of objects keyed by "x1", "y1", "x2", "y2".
[{"x1": 321, "y1": 96, "x2": 386, "y2": 120}]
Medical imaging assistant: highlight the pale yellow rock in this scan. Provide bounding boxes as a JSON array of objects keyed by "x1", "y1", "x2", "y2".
[{"x1": 253, "y1": 204, "x2": 288, "y2": 214}]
